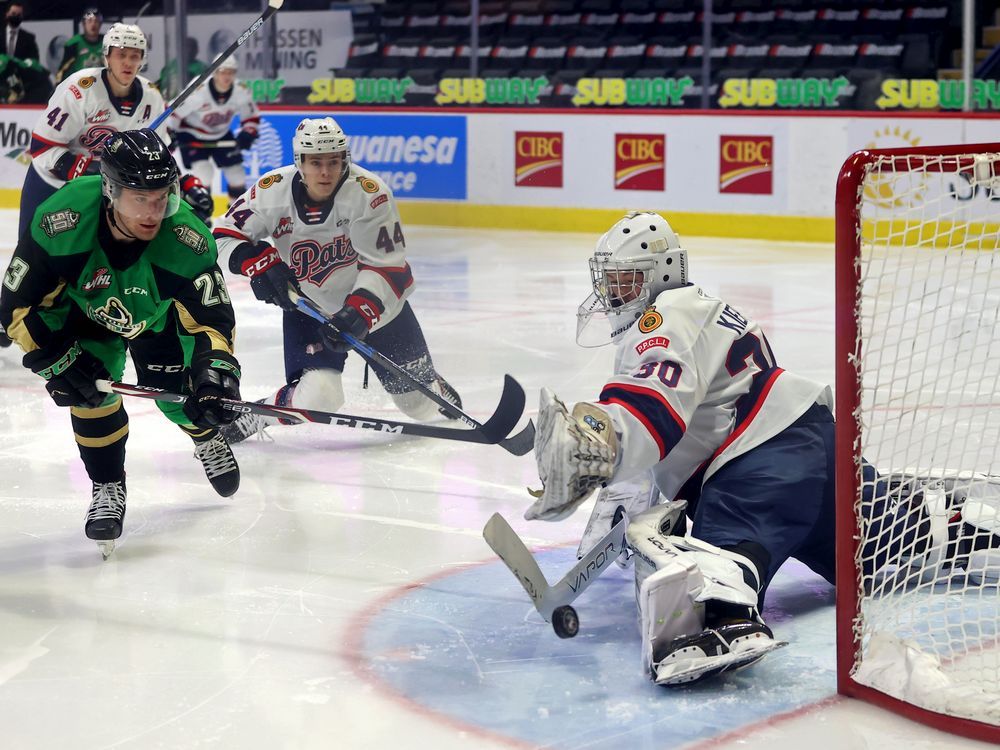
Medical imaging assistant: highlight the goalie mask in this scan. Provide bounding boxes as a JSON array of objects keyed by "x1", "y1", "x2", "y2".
[{"x1": 576, "y1": 211, "x2": 687, "y2": 348}]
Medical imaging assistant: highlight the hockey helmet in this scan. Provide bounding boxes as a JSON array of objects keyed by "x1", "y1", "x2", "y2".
[
  {"x1": 215, "y1": 56, "x2": 238, "y2": 73},
  {"x1": 101, "y1": 129, "x2": 181, "y2": 218},
  {"x1": 293, "y1": 117, "x2": 351, "y2": 171},
  {"x1": 82, "y1": 8, "x2": 103, "y2": 23},
  {"x1": 576, "y1": 211, "x2": 688, "y2": 347},
  {"x1": 102, "y1": 22, "x2": 147, "y2": 62}
]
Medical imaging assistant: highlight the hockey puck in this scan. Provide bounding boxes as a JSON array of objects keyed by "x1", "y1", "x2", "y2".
[{"x1": 551, "y1": 605, "x2": 580, "y2": 639}]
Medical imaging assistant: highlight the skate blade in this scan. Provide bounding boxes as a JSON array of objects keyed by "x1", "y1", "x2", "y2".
[{"x1": 97, "y1": 540, "x2": 116, "y2": 560}]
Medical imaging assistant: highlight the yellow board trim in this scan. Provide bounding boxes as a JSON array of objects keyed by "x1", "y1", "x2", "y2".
[
  {"x1": 0, "y1": 189, "x2": 835, "y2": 242},
  {"x1": 74, "y1": 423, "x2": 129, "y2": 448}
]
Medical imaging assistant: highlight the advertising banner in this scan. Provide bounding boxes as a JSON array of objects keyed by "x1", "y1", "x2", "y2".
[{"x1": 243, "y1": 112, "x2": 467, "y2": 200}]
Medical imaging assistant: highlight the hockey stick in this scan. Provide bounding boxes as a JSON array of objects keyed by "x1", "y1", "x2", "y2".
[
  {"x1": 482, "y1": 508, "x2": 629, "y2": 638},
  {"x1": 150, "y1": 0, "x2": 283, "y2": 131},
  {"x1": 291, "y1": 290, "x2": 536, "y2": 456},
  {"x1": 134, "y1": 2, "x2": 152, "y2": 23},
  {"x1": 96, "y1": 379, "x2": 523, "y2": 447},
  {"x1": 187, "y1": 140, "x2": 238, "y2": 149}
]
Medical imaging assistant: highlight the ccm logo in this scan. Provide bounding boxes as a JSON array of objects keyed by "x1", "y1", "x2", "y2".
[{"x1": 636, "y1": 336, "x2": 670, "y2": 354}]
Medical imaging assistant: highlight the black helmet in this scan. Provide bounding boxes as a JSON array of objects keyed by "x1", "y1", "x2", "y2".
[{"x1": 101, "y1": 129, "x2": 182, "y2": 217}]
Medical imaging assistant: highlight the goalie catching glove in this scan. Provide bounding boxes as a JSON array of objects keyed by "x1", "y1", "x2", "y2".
[{"x1": 526, "y1": 387, "x2": 618, "y2": 521}]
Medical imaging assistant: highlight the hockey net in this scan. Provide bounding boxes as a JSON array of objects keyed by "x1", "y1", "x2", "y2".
[{"x1": 835, "y1": 143, "x2": 1000, "y2": 742}]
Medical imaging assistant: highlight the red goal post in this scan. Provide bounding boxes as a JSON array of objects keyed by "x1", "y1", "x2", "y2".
[{"x1": 835, "y1": 142, "x2": 1000, "y2": 743}]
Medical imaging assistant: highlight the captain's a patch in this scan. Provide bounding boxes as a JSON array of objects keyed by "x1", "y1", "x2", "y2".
[{"x1": 174, "y1": 225, "x2": 209, "y2": 255}]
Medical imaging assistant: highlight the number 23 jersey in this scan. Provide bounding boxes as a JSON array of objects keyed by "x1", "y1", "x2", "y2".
[
  {"x1": 213, "y1": 164, "x2": 414, "y2": 331},
  {"x1": 595, "y1": 284, "x2": 832, "y2": 500}
]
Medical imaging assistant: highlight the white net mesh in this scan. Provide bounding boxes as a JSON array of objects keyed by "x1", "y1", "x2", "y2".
[{"x1": 851, "y1": 149, "x2": 1000, "y2": 727}]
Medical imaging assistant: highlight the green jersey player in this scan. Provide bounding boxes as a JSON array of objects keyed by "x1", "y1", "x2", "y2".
[{"x1": 0, "y1": 128, "x2": 242, "y2": 558}]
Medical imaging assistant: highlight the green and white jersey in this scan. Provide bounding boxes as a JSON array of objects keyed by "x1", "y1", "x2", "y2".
[
  {"x1": 56, "y1": 35, "x2": 104, "y2": 83},
  {"x1": 0, "y1": 175, "x2": 236, "y2": 361}
]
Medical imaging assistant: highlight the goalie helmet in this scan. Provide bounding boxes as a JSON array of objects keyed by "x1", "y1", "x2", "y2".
[
  {"x1": 101, "y1": 129, "x2": 181, "y2": 218},
  {"x1": 102, "y1": 22, "x2": 147, "y2": 61},
  {"x1": 576, "y1": 211, "x2": 688, "y2": 347},
  {"x1": 293, "y1": 117, "x2": 351, "y2": 171}
]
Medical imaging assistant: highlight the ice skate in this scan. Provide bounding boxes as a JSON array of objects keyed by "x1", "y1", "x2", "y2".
[
  {"x1": 86, "y1": 479, "x2": 126, "y2": 560},
  {"x1": 193, "y1": 432, "x2": 240, "y2": 497},
  {"x1": 219, "y1": 400, "x2": 269, "y2": 444},
  {"x1": 653, "y1": 620, "x2": 785, "y2": 686},
  {"x1": 435, "y1": 376, "x2": 462, "y2": 419}
]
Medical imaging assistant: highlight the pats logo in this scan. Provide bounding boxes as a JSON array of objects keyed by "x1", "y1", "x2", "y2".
[
  {"x1": 614, "y1": 134, "x2": 665, "y2": 190},
  {"x1": 83, "y1": 266, "x2": 112, "y2": 292},
  {"x1": 638, "y1": 308, "x2": 663, "y2": 333},
  {"x1": 514, "y1": 131, "x2": 563, "y2": 187},
  {"x1": 289, "y1": 236, "x2": 358, "y2": 286},
  {"x1": 636, "y1": 335, "x2": 670, "y2": 354},
  {"x1": 719, "y1": 135, "x2": 773, "y2": 194}
]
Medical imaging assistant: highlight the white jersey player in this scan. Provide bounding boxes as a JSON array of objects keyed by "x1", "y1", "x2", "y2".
[
  {"x1": 170, "y1": 56, "x2": 259, "y2": 203},
  {"x1": 20, "y1": 23, "x2": 169, "y2": 239},
  {"x1": 528, "y1": 211, "x2": 836, "y2": 686},
  {"x1": 213, "y1": 117, "x2": 460, "y2": 443}
]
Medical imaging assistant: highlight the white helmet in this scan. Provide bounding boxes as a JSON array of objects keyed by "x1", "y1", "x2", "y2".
[
  {"x1": 102, "y1": 22, "x2": 147, "y2": 62},
  {"x1": 576, "y1": 211, "x2": 687, "y2": 347},
  {"x1": 215, "y1": 55, "x2": 238, "y2": 73},
  {"x1": 293, "y1": 117, "x2": 351, "y2": 171}
]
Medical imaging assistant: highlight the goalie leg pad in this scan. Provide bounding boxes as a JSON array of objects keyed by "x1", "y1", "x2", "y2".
[
  {"x1": 959, "y1": 479, "x2": 1000, "y2": 584},
  {"x1": 526, "y1": 387, "x2": 618, "y2": 522}
]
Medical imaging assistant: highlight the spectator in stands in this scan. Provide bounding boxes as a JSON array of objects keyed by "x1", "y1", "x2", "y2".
[
  {"x1": 56, "y1": 7, "x2": 103, "y2": 83},
  {"x1": 0, "y1": 1, "x2": 38, "y2": 63},
  {"x1": 158, "y1": 37, "x2": 206, "y2": 100}
]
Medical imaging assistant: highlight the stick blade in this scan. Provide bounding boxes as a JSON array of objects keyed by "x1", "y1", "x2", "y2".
[
  {"x1": 478, "y1": 374, "x2": 526, "y2": 448},
  {"x1": 483, "y1": 512, "x2": 550, "y2": 614},
  {"x1": 499, "y1": 419, "x2": 535, "y2": 456}
]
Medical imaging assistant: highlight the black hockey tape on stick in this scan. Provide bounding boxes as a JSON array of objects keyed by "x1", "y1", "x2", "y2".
[
  {"x1": 291, "y1": 290, "x2": 536, "y2": 456},
  {"x1": 96, "y1": 379, "x2": 523, "y2": 447},
  {"x1": 150, "y1": 0, "x2": 284, "y2": 131}
]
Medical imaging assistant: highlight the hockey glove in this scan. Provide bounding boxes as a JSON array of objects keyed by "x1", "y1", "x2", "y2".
[
  {"x1": 320, "y1": 294, "x2": 380, "y2": 353},
  {"x1": 180, "y1": 174, "x2": 214, "y2": 225},
  {"x1": 236, "y1": 129, "x2": 258, "y2": 151},
  {"x1": 229, "y1": 241, "x2": 301, "y2": 312},
  {"x1": 23, "y1": 341, "x2": 110, "y2": 408},
  {"x1": 526, "y1": 387, "x2": 618, "y2": 521},
  {"x1": 183, "y1": 352, "x2": 242, "y2": 428}
]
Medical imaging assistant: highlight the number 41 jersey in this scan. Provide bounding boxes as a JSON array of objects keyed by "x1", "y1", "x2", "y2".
[
  {"x1": 595, "y1": 284, "x2": 832, "y2": 501},
  {"x1": 213, "y1": 164, "x2": 414, "y2": 331}
]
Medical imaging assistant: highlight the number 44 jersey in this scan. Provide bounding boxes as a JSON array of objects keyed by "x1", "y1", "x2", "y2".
[
  {"x1": 595, "y1": 284, "x2": 832, "y2": 500},
  {"x1": 213, "y1": 164, "x2": 414, "y2": 331}
]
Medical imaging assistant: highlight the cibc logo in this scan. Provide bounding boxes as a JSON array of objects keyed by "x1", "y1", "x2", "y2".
[
  {"x1": 719, "y1": 135, "x2": 773, "y2": 194},
  {"x1": 614, "y1": 134, "x2": 665, "y2": 190},
  {"x1": 514, "y1": 131, "x2": 563, "y2": 187}
]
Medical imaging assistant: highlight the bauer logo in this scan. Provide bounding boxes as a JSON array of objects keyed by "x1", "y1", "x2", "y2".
[
  {"x1": 719, "y1": 135, "x2": 773, "y2": 194},
  {"x1": 614, "y1": 134, "x2": 665, "y2": 191},
  {"x1": 514, "y1": 131, "x2": 563, "y2": 188}
]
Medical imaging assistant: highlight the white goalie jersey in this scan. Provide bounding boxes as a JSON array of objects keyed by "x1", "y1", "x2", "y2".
[
  {"x1": 596, "y1": 284, "x2": 831, "y2": 500},
  {"x1": 29, "y1": 67, "x2": 168, "y2": 190},
  {"x1": 213, "y1": 164, "x2": 414, "y2": 329},
  {"x1": 170, "y1": 81, "x2": 260, "y2": 141}
]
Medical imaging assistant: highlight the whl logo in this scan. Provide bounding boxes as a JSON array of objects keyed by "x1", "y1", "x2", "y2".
[
  {"x1": 83, "y1": 266, "x2": 112, "y2": 291},
  {"x1": 614, "y1": 134, "x2": 664, "y2": 190},
  {"x1": 514, "y1": 131, "x2": 563, "y2": 187},
  {"x1": 719, "y1": 135, "x2": 773, "y2": 194}
]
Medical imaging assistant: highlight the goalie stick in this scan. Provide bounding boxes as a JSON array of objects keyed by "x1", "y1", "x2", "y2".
[
  {"x1": 291, "y1": 290, "x2": 536, "y2": 456},
  {"x1": 96, "y1": 379, "x2": 524, "y2": 448},
  {"x1": 150, "y1": 0, "x2": 284, "y2": 131},
  {"x1": 482, "y1": 507, "x2": 629, "y2": 638}
]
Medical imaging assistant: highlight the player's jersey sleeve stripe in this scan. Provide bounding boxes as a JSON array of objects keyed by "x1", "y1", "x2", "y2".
[
  {"x1": 599, "y1": 383, "x2": 687, "y2": 460},
  {"x1": 173, "y1": 300, "x2": 234, "y2": 353},
  {"x1": 212, "y1": 228, "x2": 250, "y2": 242},
  {"x1": 357, "y1": 262, "x2": 414, "y2": 298},
  {"x1": 29, "y1": 132, "x2": 66, "y2": 156}
]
